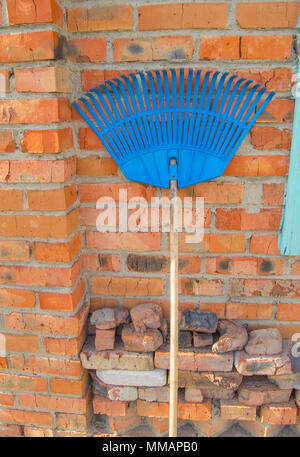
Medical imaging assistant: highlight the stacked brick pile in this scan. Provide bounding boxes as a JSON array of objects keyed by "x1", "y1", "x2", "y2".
[{"x1": 81, "y1": 304, "x2": 300, "y2": 437}]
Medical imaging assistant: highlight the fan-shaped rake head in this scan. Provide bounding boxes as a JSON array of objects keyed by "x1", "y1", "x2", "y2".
[{"x1": 73, "y1": 68, "x2": 275, "y2": 188}]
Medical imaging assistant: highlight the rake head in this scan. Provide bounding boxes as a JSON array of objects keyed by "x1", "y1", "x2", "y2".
[{"x1": 73, "y1": 68, "x2": 275, "y2": 188}]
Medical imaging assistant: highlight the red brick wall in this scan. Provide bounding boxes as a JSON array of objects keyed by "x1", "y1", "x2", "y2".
[{"x1": 0, "y1": 0, "x2": 299, "y2": 436}]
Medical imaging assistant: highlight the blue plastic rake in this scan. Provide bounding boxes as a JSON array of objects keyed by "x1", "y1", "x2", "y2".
[
  {"x1": 73, "y1": 68, "x2": 275, "y2": 437},
  {"x1": 73, "y1": 68, "x2": 275, "y2": 188}
]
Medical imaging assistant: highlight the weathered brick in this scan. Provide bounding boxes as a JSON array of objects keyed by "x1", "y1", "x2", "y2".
[
  {"x1": 92, "y1": 276, "x2": 164, "y2": 297},
  {"x1": 137, "y1": 398, "x2": 212, "y2": 421},
  {"x1": 250, "y1": 234, "x2": 280, "y2": 255},
  {"x1": 0, "y1": 130, "x2": 15, "y2": 152},
  {"x1": 23, "y1": 427, "x2": 54, "y2": 437},
  {"x1": 251, "y1": 127, "x2": 291, "y2": 150},
  {"x1": 179, "y1": 277, "x2": 223, "y2": 295},
  {"x1": 77, "y1": 156, "x2": 118, "y2": 177},
  {"x1": 68, "y1": 5, "x2": 133, "y2": 32},
  {"x1": 69, "y1": 37, "x2": 106, "y2": 63},
  {"x1": 9, "y1": 355, "x2": 82, "y2": 377},
  {"x1": 238, "y1": 376, "x2": 291, "y2": 406},
  {"x1": 108, "y1": 403, "x2": 141, "y2": 433},
  {"x1": 15, "y1": 67, "x2": 71, "y2": 93},
  {"x1": 206, "y1": 257, "x2": 284, "y2": 276},
  {"x1": 33, "y1": 233, "x2": 82, "y2": 263},
  {"x1": 0, "y1": 70, "x2": 10, "y2": 94},
  {"x1": 0, "y1": 408, "x2": 52, "y2": 426},
  {"x1": 0, "y1": 288, "x2": 35, "y2": 308},
  {"x1": 50, "y1": 372, "x2": 88, "y2": 396},
  {"x1": 121, "y1": 324, "x2": 163, "y2": 352},
  {"x1": 236, "y1": 2, "x2": 299, "y2": 28},
  {"x1": 114, "y1": 36, "x2": 194, "y2": 62},
  {"x1": 263, "y1": 183, "x2": 285, "y2": 205},
  {"x1": 260, "y1": 401, "x2": 297, "y2": 425},
  {"x1": 107, "y1": 386, "x2": 138, "y2": 402},
  {"x1": 0, "y1": 98, "x2": 70, "y2": 124},
  {"x1": 193, "y1": 417, "x2": 231, "y2": 437},
  {"x1": 0, "y1": 372, "x2": 47, "y2": 392},
  {"x1": 0, "y1": 31, "x2": 60, "y2": 63},
  {"x1": 224, "y1": 155, "x2": 289, "y2": 177},
  {"x1": 95, "y1": 328, "x2": 115, "y2": 351},
  {"x1": 97, "y1": 368, "x2": 166, "y2": 387},
  {"x1": 220, "y1": 399, "x2": 257, "y2": 421},
  {"x1": 7, "y1": 0, "x2": 64, "y2": 27},
  {"x1": 231, "y1": 278, "x2": 300, "y2": 298},
  {"x1": 0, "y1": 240, "x2": 29, "y2": 260},
  {"x1": 26, "y1": 184, "x2": 77, "y2": 211},
  {"x1": 241, "y1": 418, "x2": 281, "y2": 438},
  {"x1": 93, "y1": 394, "x2": 128, "y2": 416}
]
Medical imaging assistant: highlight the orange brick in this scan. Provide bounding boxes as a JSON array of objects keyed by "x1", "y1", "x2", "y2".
[
  {"x1": 68, "y1": 5, "x2": 133, "y2": 32},
  {"x1": 263, "y1": 183, "x2": 285, "y2": 205},
  {"x1": 291, "y1": 260, "x2": 300, "y2": 275},
  {"x1": 83, "y1": 254, "x2": 120, "y2": 272},
  {"x1": 4, "y1": 333, "x2": 39, "y2": 353},
  {"x1": 146, "y1": 417, "x2": 169, "y2": 435},
  {"x1": 93, "y1": 394, "x2": 128, "y2": 416},
  {"x1": 251, "y1": 127, "x2": 291, "y2": 150},
  {"x1": 23, "y1": 427, "x2": 54, "y2": 437},
  {"x1": 260, "y1": 402, "x2": 297, "y2": 425},
  {"x1": 223, "y1": 155, "x2": 289, "y2": 177},
  {"x1": 38, "y1": 279, "x2": 85, "y2": 312},
  {"x1": 0, "y1": 157, "x2": 76, "y2": 183},
  {"x1": 179, "y1": 233, "x2": 246, "y2": 253},
  {"x1": 77, "y1": 156, "x2": 118, "y2": 177},
  {"x1": 92, "y1": 276, "x2": 164, "y2": 297},
  {"x1": 0, "y1": 209, "x2": 79, "y2": 238},
  {"x1": 0, "y1": 391, "x2": 14, "y2": 407},
  {"x1": 0, "y1": 131, "x2": 15, "y2": 152},
  {"x1": 216, "y1": 208, "x2": 282, "y2": 231},
  {"x1": 6, "y1": 0, "x2": 64, "y2": 27},
  {"x1": 276, "y1": 303, "x2": 300, "y2": 321},
  {"x1": 226, "y1": 302, "x2": 273, "y2": 320},
  {"x1": 80, "y1": 69, "x2": 132, "y2": 92},
  {"x1": 0, "y1": 372, "x2": 47, "y2": 392},
  {"x1": 79, "y1": 182, "x2": 155, "y2": 203},
  {"x1": 0, "y1": 288, "x2": 35, "y2": 308},
  {"x1": 0, "y1": 69, "x2": 10, "y2": 94},
  {"x1": 0, "y1": 189, "x2": 23, "y2": 211},
  {"x1": 241, "y1": 35, "x2": 292, "y2": 60},
  {"x1": 247, "y1": 324, "x2": 300, "y2": 339},
  {"x1": 232, "y1": 68, "x2": 293, "y2": 92},
  {"x1": 86, "y1": 232, "x2": 161, "y2": 251},
  {"x1": 108, "y1": 404, "x2": 141, "y2": 433},
  {"x1": 0, "y1": 424, "x2": 22, "y2": 437},
  {"x1": 33, "y1": 232, "x2": 82, "y2": 263},
  {"x1": 19, "y1": 390, "x2": 90, "y2": 413},
  {"x1": 114, "y1": 36, "x2": 194, "y2": 62},
  {"x1": 0, "y1": 408, "x2": 52, "y2": 426},
  {"x1": 200, "y1": 36, "x2": 240, "y2": 60},
  {"x1": 0, "y1": 31, "x2": 60, "y2": 63},
  {"x1": 176, "y1": 181, "x2": 243, "y2": 203},
  {"x1": 10, "y1": 355, "x2": 82, "y2": 377},
  {"x1": 258, "y1": 99, "x2": 294, "y2": 123},
  {"x1": 69, "y1": 37, "x2": 106, "y2": 63},
  {"x1": 50, "y1": 372, "x2": 89, "y2": 396},
  {"x1": 21, "y1": 128, "x2": 73, "y2": 153},
  {"x1": 0, "y1": 357, "x2": 8, "y2": 369},
  {"x1": 220, "y1": 399, "x2": 257, "y2": 421},
  {"x1": 0, "y1": 240, "x2": 29, "y2": 261},
  {"x1": 138, "y1": 3, "x2": 228, "y2": 30},
  {"x1": 26, "y1": 184, "x2": 77, "y2": 211},
  {"x1": 206, "y1": 257, "x2": 284, "y2": 276},
  {"x1": 15, "y1": 67, "x2": 71, "y2": 93},
  {"x1": 236, "y1": 2, "x2": 299, "y2": 28},
  {"x1": 179, "y1": 278, "x2": 223, "y2": 296},
  {"x1": 137, "y1": 399, "x2": 211, "y2": 421},
  {"x1": 44, "y1": 326, "x2": 87, "y2": 356},
  {"x1": 5, "y1": 302, "x2": 88, "y2": 336},
  {"x1": 56, "y1": 412, "x2": 90, "y2": 431},
  {"x1": 250, "y1": 234, "x2": 280, "y2": 255},
  {"x1": 0, "y1": 98, "x2": 70, "y2": 124},
  {"x1": 79, "y1": 127, "x2": 104, "y2": 150}
]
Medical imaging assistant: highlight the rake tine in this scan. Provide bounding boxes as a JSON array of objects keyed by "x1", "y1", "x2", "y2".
[
  {"x1": 187, "y1": 69, "x2": 203, "y2": 145},
  {"x1": 146, "y1": 70, "x2": 163, "y2": 145},
  {"x1": 154, "y1": 70, "x2": 168, "y2": 145},
  {"x1": 140, "y1": 72, "x2": 159, "y2": 147},
  {"x1": 162, "y1": 69, "x2": 172, "y2": 145},
  {"x1": 177, "y1": 68, "x2": 185, "y2": 145},
  {"x1": 182, "y1": 69, "x2": 197, "y2": 145}
]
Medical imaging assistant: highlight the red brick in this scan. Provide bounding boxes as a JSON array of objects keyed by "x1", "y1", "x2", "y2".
[
  {"x1": 114, "y1": 36, "x2": 194, "y2": 62},
  {"x1": 200, "y1": 36, "x2": 240, "y2": 60},
  {"x1": 0, "y1": 424, "x2": 22, "y2": 437},
  {"x1": 176, "y1": 181, "x2": 243, "y2": 203},
  {"x1": 95, "y1": 328, "x2": 115, "y2": 351},
  {"x1": 233, "y1": 68, "x2": 293, "y2": 92},
  {"x1": 206, "y1": 257, "x2": 284, "y2": 276},
  {"x1": 137, "y1": 399, "x2": 212, "y2": 421},
  {"x1": 79, "y1": 182, "x2": 155, "y2": 203},
  {"x1": 109, "y1": 404, "x2": 141, "y2": 433},
  {"x1": 0, "y1": 31, "x2": 60, "y2": 63},
  {"x1": 251, "y1": 127, "x2": 291, "y2": 150},
  {"x1": 93, "y1": 394, "x2": 128, "y2": 416},
  {"x1": 19, "y1": 390, "x2": 90, "y2": 413},
  {"x1": 225, "y1": 302, "x2": 273, "y2": 320},
  {"x1": 146, "y1": 417, "x2": 170, "y2": 435},
  {"x1": 0, "y1": 372, "x2": 47, "y2": 392},
  {"x1": 23, "y1": 427, "x2": 54, "y2": 437},
  {"x1": 83, "y1": 254, "x2": 120, "y2": 272},
  {"x1": 291, "y1": 260, "x2": 300, "y2": 275},
  {"x1": 179, "y1": 278, "x2": 223, "y2": 295},
  {"x1": 0, "y1": 357, "x2": 8, "y2": 369},
  {"x1": 179, "y1": 233, "x2": 246, "y2": 253},
  {"x1": 44, "y1": 327, "x2": 87, "y2": 356},
  {"x1": 236, "y1": 2, "x2": 299, "y2": 28},
  {"x1": 220, "y1": 399, "x2": 257, "y2": 421},
  {"x1": 5, "y1": 302, "x2": 88, "y2": 336},
  {"x1": 223, "y1": 155, "x2": 289, "y2": 177},
  {"x1": 77, "y1": 156, "x2": 118, "y2": 177},
  {"x1": 0, "y1": 240, "x2": 30, "y2": 262},
  {"x1": 7, "y1": 0, "x2": 64, "y2": 27},
  {"x1": 231, "y1": 278, "x2": 300, "y2": 298},
  {"x1": 216, "y1": 208, "x2": 282, "y2": 231},
  {"x1": 33, "y1": 232, "x2": 82, "y2": 263},
  {"x1": 26, "y1": 184, "x2": 77, "y2": 211},
  {"x1": 0, "y1": 408, "x2": 52, "y2": 426},
  {"x1": 79, "y1": 127, "x2": 104, "y2": 150},
  {"x1": 250, "y1": 234, "x2": 280, "y2": 255},
  {"x1": 21, "y1": 128, "x2": 73, "y2": 153},
  {"x1": 86, "y1": 232, "x2": 161, "y2": 251},
  {"x1": 69, "y1": 37, "x2": 106, "y2": 63},
  {"x1": 0, "y1": 131, "x2": 15, "y2": 152},
  {"x1": 241, "y1": 36, "x2": 292, "y2": 60},
  {"x1": 0, "y1": 209, "x2": 78, "y2": 238},
  {"x1": 259, "y1": 100, "x2": 295, "y2": 125},
  {"x1": 68, "y1": 5, "x2": 133, "y2": 32},
  {"x1": 0, "y1": 157, "x2": 76, "y2": 183},
  {"x1": 15, "y1": 67, "x2": 71, "y2": 93},
  {"x1": 0, "y1": 98, "x2": 70, "y2": 124},
  {"x1": 0, "y1": 69, "x2": 10, "y2": 94},
  {"x1": 56, "y1": 412, "x2": 90, "y2": 431},
  {"x1": 276, "y1": 303, "x2": 300, "y2": 321},
  {"x1": 260, "y1": 401, "x2": 297, "y2": 425},
  {"x1": 10, "y1": 355, "x2": 82, "y2": 377},
  {"x1": 138, "y1": 3, "x2": 228, "y2": 30},
  {"x1": 0, "y1": 288, "x2": 35, "y2": 308},
  {"x1": 4, "y1": 333, "x2": 39, "y2": 353},
  {"x1": 263, "y1": 183, "x2": 285, "y2": 205},
  {"x1": 0, "y1": 391, "x2": 14, "y2": 407},
  {"x1": 0, "y1": 190, "x2": 23, "y2": 211},
  {"x1": 38, "y1": 280, "x2": 85, "y2": 312},
  {"x1": 92, "y1": 276, "x2": 164, "y2": 297},
  {"x1": 50, "y1": 372, "x2": 88, "y2": 396},
  {"x1": 80, "y1": 70, "x2": 132, "y2": 92}
]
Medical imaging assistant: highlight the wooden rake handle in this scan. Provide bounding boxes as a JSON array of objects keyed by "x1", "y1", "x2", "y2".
[{"x1": 169, "y1": 169, "x2": 179, "y2": 437}]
